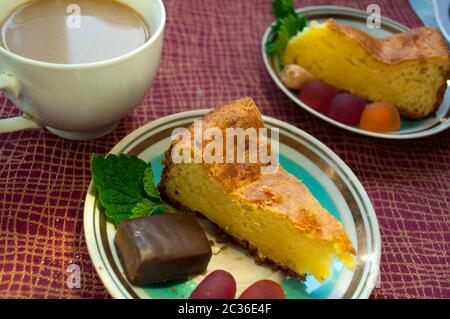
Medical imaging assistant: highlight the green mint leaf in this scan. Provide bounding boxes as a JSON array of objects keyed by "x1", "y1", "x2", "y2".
[
  {"x1": 131, "y1": 199, "x2": 158, "y2": 217},
  {"x1": 98, "y1": 188, "x2": 141, "y2": 206},
  {"x1": 91, "y1": 154, "x2": 146, "y2": 199},
  {"x1": 105, "y1": 204, "x2": 137, "y2": 227},
  {"x1": 91, "y1": 154, "x2": 174, "y2": 228},
  {"x1": 270, "y1": 20, "x2": 281, "y2": 34},
  {"x1": 298, "y1": 15, "x2": 307, "y2": 31},
  {"x1": 265, "y1": 31, "x2": 289, "y2": 54},
  {"x1": 143, "y1": 166, "x2": 160, "y2": 199},
  {"x1": 266, "y1": 0, "x2": 308, "y2": 55},
  {"x1": 282, "y1": 14, "x2": 299, "y2": 38},
  {"x1": 265, "y1": 15, "x2": 298, "y2": 53},
  {"x1": 273, "y1": 0, "x2": 296, "y2": 19},
  {"x1": 132, "y1": 199, "x2": 172, "y2": 218}
]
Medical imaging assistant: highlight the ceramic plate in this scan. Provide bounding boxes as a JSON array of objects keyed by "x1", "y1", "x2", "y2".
[
  {"x1": 262, "y1": 6, "x2": 450, "y2": 139},
  {"x1": 84, "y1": 110, "x2": 381, "y2": 299}
]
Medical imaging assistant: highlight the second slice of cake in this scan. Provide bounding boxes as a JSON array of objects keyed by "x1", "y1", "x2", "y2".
[{"x1": 283, "y1": 20, "x2": 450, "y2": 119}]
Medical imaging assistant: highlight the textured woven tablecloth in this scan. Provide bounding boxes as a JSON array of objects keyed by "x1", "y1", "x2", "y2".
[{"x1": 0, "y1": 0, "x2": 449, "y2": 299}]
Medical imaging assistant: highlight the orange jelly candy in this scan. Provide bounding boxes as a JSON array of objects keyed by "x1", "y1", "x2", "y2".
[{"x1": 359, "y1": 102, "x2": 401, "y2": 132}]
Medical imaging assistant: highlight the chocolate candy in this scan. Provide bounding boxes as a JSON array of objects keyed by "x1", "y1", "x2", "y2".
[{"x1": 114, "y1": 213, "x2": 212, "y2": 286}]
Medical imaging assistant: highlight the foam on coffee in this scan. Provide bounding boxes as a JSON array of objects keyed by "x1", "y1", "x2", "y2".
[{"x1": 0, "y1": 0, "x2": 150, "y2": 64}]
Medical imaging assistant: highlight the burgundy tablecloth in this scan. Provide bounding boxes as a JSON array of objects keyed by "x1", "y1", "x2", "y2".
[{"x1": 0, "y1": 0, "x2": 449, "y2": 299}]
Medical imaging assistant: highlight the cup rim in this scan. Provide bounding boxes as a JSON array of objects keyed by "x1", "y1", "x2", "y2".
[{"x1": 0, "y1": 0, "x2": 166, "y2": 70}]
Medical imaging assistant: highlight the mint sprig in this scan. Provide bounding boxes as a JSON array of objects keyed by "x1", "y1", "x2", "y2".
[
  {"x1": 91, "y1": 154, "x2": 172, "y2": 227},
  {"x1": 273, "y1": 0, "x2": 297, "y2": 20},
  {"x1": 265, "y1": 0, "x2": 308, "y2": 54}
]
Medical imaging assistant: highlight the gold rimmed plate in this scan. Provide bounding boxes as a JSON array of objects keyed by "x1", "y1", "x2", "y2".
[
  {"x1": 84, "y1": 110, "x2": 380, "y2": 299},
  {"x1": 262, "y1": 6, "x2": 450, "y2": 139}
]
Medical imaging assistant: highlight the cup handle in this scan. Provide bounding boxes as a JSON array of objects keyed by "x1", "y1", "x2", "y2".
[{"x1": 0, "y1": 72, "x2": 42, "y2": 133}]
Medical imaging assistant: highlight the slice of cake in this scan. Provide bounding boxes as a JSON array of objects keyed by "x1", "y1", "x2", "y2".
[
  {"x1": 158, "y1": 97, "x2": 356, "y2": 281},
  {"x1": 283, "y1": 19, "x2": 450, "y2": 119}
]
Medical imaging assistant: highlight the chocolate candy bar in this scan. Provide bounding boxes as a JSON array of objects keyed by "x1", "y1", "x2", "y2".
[{"x1": 114, "y1": 213, "x2": 212, "y2": 286}]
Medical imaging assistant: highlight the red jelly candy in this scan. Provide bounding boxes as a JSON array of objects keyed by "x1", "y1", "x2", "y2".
[
  {"x1": 299, "y1": 80, "x2": 338, "y2": 113},
  {"x1": 189, "y1": 270, "x2": 237, "y2": 299},
  {"x1": 239, "y1": 280, "x2": 285, "y2": 299},
  {"x1": 328, "y1": 93, "x2": 365, "y2": 126}
]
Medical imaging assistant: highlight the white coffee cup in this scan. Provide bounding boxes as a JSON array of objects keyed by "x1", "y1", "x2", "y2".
[{"x1": 0, "y1": 0, "x2": 165, "y2": 140}]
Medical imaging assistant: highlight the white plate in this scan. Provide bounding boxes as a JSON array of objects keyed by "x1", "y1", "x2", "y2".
[
  {"x1": 84, "y1": 110, "x2": 381, "y2": 299},
  {"x1": 262, "y1": 6, "x2": 450, "y2": 139}
]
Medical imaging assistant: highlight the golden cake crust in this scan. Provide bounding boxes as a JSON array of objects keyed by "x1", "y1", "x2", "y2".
[
  {"x1": 328, "y1": 19, "x2": 449, "y2": 64},
  {"x1": 159, "y1": 97, "x2": 355, "y2": 256},
  {"x1": 327, "y1": 20, "x2": 450, "y2": 117}
]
